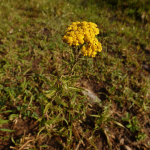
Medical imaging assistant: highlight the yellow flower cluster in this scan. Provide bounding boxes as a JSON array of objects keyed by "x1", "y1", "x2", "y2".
[{"x1": 62, "y1": 21, "x2": 102, "y2": 57}]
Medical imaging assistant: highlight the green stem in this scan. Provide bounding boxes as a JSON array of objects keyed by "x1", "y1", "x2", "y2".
[{"x1": 70, "y1": 47, "x2": 81, "y2": 75}]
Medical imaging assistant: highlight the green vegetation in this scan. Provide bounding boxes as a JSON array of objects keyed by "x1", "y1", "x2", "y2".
[{"x1": 0, "y1": 0, "x2": 150, "y2": 149}]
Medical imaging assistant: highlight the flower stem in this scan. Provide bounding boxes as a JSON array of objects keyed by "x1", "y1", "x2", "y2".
[{"x1": 70, "y1": 47, "x2": 81, "y2": 75}]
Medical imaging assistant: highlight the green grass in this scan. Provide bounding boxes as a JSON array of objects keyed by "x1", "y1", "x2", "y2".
[{"x1": 0, "y1": 0, "x2": 150, "y2": 149}]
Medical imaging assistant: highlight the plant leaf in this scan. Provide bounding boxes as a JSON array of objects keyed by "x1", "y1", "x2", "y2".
[{"x1": 0, "y1": 128, "x2": 15, "y2": 132}]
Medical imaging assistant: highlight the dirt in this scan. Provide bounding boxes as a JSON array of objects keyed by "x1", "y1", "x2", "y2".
[
  {"x1": 0, "y1": 78, "x2": 150, "y2": 150},
  {"x1": 0, "y1": 115, "x2": 149, "y2": 149}
]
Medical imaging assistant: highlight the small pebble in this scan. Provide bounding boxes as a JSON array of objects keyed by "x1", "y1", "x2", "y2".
[
  {"x1": 142, "y1": 64, "x2": 150, "y2": 73},
  {"x1": 82, "y1": 88, "x2": 101, "y2": 105}
]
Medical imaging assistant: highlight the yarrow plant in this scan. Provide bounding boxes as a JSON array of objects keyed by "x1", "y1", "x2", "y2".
[{"x1": 62, "y1": 21, "x2": 102, "y2": 57}]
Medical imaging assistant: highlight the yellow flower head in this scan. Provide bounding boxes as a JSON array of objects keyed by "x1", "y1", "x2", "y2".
[{"x1": 62, "y1": 21, "x2": 102, "y2": 57}]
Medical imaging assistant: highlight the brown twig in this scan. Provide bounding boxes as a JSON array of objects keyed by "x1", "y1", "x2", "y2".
[{"x1": 19, "y1": 139, "x2": 34, "y2": 150}]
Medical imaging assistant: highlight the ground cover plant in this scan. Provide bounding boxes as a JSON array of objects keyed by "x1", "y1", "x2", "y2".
[{"x1": 0, "y1": 0, "x2": 150, "y2": 149}]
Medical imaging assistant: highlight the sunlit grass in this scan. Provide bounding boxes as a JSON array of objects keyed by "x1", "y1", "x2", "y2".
[{"x1": 0, "y1": 0, "x2": 150, "y2": 149}]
